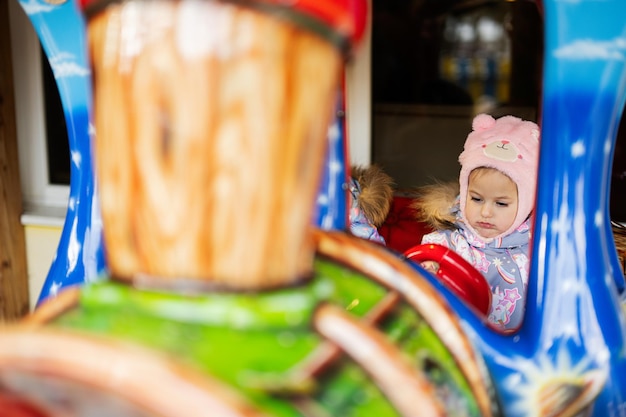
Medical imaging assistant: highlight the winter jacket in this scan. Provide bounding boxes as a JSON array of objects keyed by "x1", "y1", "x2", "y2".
[{"x1": 421, "y1": 203, "x2": 531, "y2": 330}]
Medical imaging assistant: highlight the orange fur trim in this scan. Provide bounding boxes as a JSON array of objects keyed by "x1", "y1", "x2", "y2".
[
  {"x1": 410, "y1": 181, "x2": 459, "y2": 231},
  {"x1": 351, "y1": 165, "x2": 395, "y2": 227}
]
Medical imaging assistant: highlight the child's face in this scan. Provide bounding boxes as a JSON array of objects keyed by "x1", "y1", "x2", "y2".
[{"x1": 464, "y1": 169, "x2": 518, "y2": 239}]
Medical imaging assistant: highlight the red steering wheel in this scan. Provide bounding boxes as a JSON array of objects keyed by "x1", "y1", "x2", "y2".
[{"x1": 404, "y1": 244, "x2": 491, "y2": 317}]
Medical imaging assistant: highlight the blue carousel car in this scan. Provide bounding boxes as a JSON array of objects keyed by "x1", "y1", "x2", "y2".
[{"x1": 1, "y1": 0, "x2": 626, "y2": 416}]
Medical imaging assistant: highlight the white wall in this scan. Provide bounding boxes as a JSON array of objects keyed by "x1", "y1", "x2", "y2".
[
  {"x1": 346, "y1": 0, "x2": 372, "y2": 166},
  {"x1": 24, "y1": 226, "x2": 62, "y2": 309}
]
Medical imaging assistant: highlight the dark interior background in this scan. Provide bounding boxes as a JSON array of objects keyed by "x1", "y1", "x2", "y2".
[{"x1": 370, "y1": 0, "x2": 626, "y2": 222}]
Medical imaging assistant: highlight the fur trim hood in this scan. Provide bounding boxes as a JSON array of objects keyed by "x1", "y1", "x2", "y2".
[
  {"x1": 351, "y1": 165, "x2": 395, "y2": 228},
  {"x1": 411, "y1": 181, "x2": 459, "y2": 231}
]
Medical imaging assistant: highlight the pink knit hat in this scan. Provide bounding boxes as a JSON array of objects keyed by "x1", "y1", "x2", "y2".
[{"x1": 458, "y1": 114, "x2": 540, "y2": 240}]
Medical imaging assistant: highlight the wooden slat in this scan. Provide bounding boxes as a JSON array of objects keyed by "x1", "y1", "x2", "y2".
[{"x1": 0, "y1": 0, "x2": 31, "y2": 321}]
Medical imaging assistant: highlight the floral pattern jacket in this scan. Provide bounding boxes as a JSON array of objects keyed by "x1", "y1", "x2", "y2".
[{"x1": 421, "y1": 203, "x2": 531, "y2": 330}]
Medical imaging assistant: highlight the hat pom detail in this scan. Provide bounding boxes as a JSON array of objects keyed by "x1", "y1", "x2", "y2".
[{"x1": 472, "y1": 113, "x2": 496, "y2": 132}]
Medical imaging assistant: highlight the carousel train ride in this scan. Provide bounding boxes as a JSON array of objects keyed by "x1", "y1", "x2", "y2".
[{"x1": 1, "y1": 0, "x2": 626, "y2": 416}]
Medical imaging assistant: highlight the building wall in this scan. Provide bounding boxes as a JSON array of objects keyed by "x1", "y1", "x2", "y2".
[{"x1": 24, "y1": 226, "x2": 61, "y2": 310}]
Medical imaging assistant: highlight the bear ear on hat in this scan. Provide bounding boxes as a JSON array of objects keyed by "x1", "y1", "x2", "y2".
[
  {"x1": 531, "y1": 127, "x2": 540, "y2": 141},
  {"x1": 472, "y1": 113, "x2": 496, "y2": 132}
]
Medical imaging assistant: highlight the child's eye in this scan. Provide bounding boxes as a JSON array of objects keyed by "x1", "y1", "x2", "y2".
[
  {"x1": 496, "y1": 201, "x2": 509, "y2": 207},
  {"x1": 470, "y1": 196, "x2": 482, "y2": 203}
]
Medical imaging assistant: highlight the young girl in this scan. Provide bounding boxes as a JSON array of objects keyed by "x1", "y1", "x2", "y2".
[{"x1": 414, "y1": 113, "x2": 540, "y2": 331}]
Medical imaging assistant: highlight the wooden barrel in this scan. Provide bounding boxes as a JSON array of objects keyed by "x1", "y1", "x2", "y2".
[{"x1": 86, "y1": 0, "x2": 342, "y2": 289}]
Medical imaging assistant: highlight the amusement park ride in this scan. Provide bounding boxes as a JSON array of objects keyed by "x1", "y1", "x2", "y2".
[{"x1": 1, "y1": 0, "x2": 626, "y2": 416}]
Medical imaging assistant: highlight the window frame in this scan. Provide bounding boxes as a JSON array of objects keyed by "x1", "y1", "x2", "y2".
[{"x1": 9, "y1": 0, "x2": 69, "y2": 226}]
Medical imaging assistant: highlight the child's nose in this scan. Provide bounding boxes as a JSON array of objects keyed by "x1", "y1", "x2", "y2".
[{"x1": 481, "y1": 205, "x2": 493, "y2": 217}]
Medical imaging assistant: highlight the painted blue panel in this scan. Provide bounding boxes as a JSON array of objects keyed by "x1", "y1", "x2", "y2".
[
  {"x1": 17, "y1": 0, "x2": 107, "y2": 304},
  {"x1": 315, "y1": 94, "x2": 349, "y2": 232}
]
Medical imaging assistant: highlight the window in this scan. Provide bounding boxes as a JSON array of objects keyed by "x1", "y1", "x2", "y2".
[
  {"x1": 371, "y1": 0, "x2": 543, "y2": 189},
  {"x1": 42, "y1": 47, "x2": 71, "y2": 187},
  {"x1": 9, "y1": 0, "x2": 70, "y2": 224}
]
